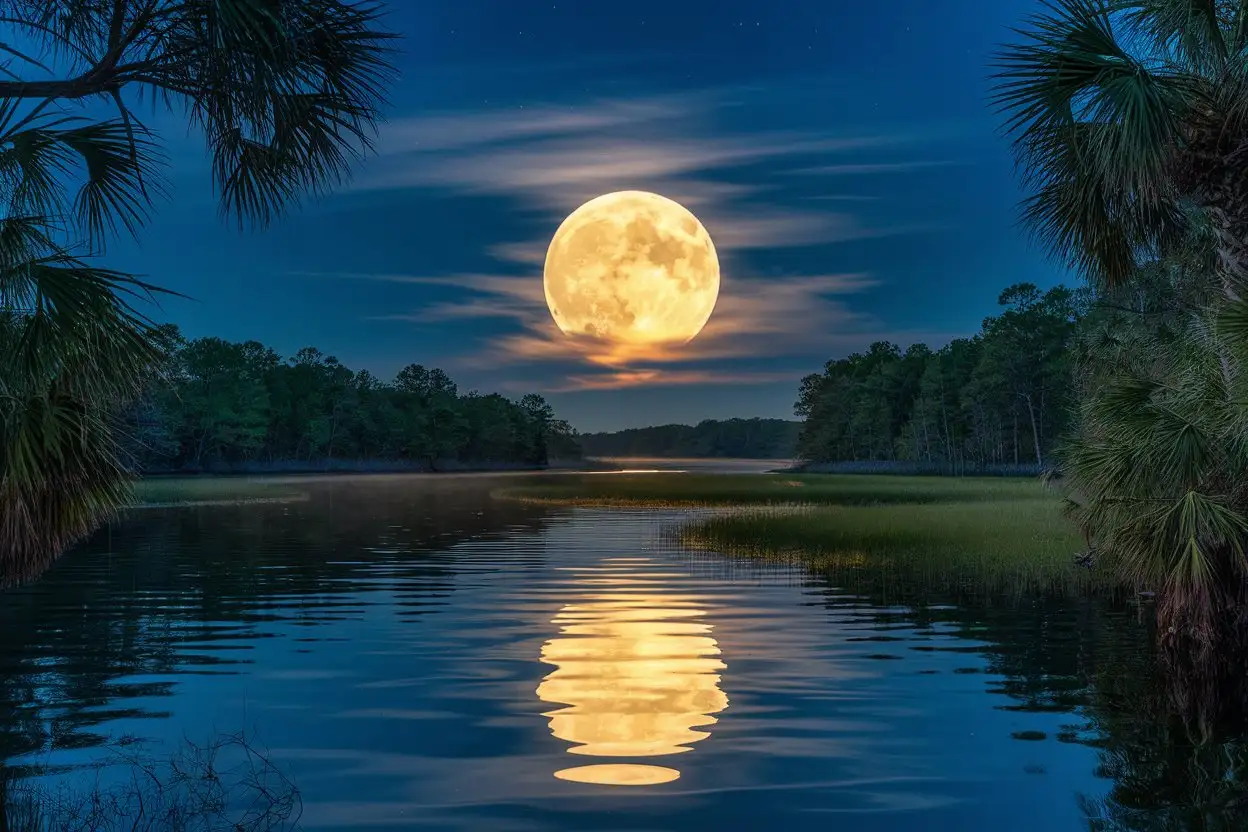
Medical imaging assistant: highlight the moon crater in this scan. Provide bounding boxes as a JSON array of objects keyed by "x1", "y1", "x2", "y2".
[{"x1": 543, "y1": 190, "x2": 720, "y2": 348}]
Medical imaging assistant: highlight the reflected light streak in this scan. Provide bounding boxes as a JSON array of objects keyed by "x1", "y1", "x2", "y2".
[
  {"x1": 583, "y1": 469, "x2": 687, "y2": 475},
  {"x1": 537, "y1": 564, "x2": 728, "y2": 786}
]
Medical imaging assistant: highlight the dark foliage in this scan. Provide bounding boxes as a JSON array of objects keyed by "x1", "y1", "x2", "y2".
[
  {"x1": 795, "y1": 281, "x2": 1083, "y2": 472},
  {"x1": 579, "y1": 418, "x2": 800, "y2": 459},
  {"x1": 117, "y1": 330, "x2": 580, "y2": 473}
]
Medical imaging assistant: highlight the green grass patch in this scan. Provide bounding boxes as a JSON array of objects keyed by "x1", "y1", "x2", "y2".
[
  {"x1": 131, "y1": 477, "x2": 308, "y2": 508},
  {"x1": 498, "y1": 472, "x2": 1047, "y2": 507},
  {"x1": 679, "y1": 500, "x2": 1097, "y2": 594},
  {"x1": 500, "y1": 473, "x2": 1103, "y2": 593}
]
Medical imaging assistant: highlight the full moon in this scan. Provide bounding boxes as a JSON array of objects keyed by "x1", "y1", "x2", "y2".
[{"x1": 543, "y1": 190, "x2": 720, "y2": 347}]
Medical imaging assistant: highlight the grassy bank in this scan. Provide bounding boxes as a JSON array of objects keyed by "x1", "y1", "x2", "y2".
[
  {"x1": 130, "y1": 464, "x2": 611, "y2": 509},
  {"x1": 500, "y1": 473, "x2": 1101, "y2": 592},
  {"x1": 131, "y1": 477, "x2": 309, "y2": 508},
  {"x1": 680, "y1": 501, "x2": 1088, "y2": 593},
  {"x1": 498, "y1": 472, "x2": 1047, "y2": 507}
]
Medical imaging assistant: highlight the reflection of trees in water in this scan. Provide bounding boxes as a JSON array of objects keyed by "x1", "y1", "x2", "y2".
[
  {"x1": 789, "y1": 564, "x2": 1248, "y2": 830},
  {"x1": 0, "y1": 478, "x2": 555, "y2": 767},
  {"x1": 1076, "y1": 696, "x2": 1248, "y2": 830},
  {"x1": 1069, "y1": 631, "x2": 1248, "y2": 831}
]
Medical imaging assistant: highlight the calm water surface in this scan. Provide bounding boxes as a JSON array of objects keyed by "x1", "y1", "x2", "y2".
[{"x1": 0, "y1": 474, "x2": 1241, "y2": 829}]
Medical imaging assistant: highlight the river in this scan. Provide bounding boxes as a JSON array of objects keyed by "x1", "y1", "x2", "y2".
[{"x1": 0, "y1": 473, "x2": 1239, "y2": 830}]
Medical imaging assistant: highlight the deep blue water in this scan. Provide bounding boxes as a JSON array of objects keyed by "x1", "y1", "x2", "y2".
[{"x1": 0, "y1": 474, "x2": 1240, "y2": 830}]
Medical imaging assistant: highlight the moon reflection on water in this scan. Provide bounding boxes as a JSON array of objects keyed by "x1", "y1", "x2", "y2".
[{"x1": 536, "y1": 558, "x2": 729, "y2": 786}]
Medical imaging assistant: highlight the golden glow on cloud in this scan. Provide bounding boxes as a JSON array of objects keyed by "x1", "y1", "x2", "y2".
[
  {"x1": 543, "y1": 190, "x2": 720, "y2": 359},
  {"x1": 537, "y1": 564, "x2": 728, "y2": 787}
]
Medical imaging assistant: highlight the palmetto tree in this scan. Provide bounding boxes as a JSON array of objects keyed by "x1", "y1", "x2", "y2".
[
  {"x1": 993, "y1": 0, "x2": 1248, "y2": 656},
  {"x1": 0, "y1": 0, "x2": 394, "y2": 583},
  {"x1": 994, "y1": 0, "x2": 1248, "y2": 292},
  {"x1": 1061, "y1": 253, "x2": 1248, "y2": 660}
]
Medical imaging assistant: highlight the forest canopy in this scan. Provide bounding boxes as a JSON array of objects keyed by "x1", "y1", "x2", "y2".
[
  {"x1": 579, "y1": 418, "x2": 801, "y2": 459},
  {"x1": 123, "y1": 329, "x2": 581, "y2": 473},
  {"x1": 795, "y1": 282, "x2": 1083, "y2": 474}
]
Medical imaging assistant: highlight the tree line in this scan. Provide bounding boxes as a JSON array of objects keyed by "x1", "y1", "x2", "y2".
[
  {"x1": 122, "y1": 328, "x2": 581, "y2": 473},
  {"x1": 579, "y1": 418, "x2": 801, "y2": 459},
  {"x1": 795, "y1": 282, "x2": 1082, "y2": 473}
]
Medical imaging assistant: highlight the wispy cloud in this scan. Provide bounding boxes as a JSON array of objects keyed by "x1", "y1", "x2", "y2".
[
  {"x1": 363, "y1": 272, "x2": 543, "y2": 324},
  {"x1": 545, "y1": 369, "x2": 800, "y2": 392},
  {"x1": 351, "y1": 86, "x2": 950, "y2": 254},
  {"x1": 321, "y1": 267, "x2": 934, "y2": 391},
  {"x1": 315, "y1": 264, "x2": 963, "y2": 392},
  {"x1": 792, "y1": 160, "x2": 965, "y2": 176},
  {"x1": 486, "y1": 241, "x2": 545, "y2": 267},
  {"x1": 373, "y1": 94, "x2": 698, "y2": 154},
  {"x1": 356, "y1": 132, "x2": 873, "y2": 216}
]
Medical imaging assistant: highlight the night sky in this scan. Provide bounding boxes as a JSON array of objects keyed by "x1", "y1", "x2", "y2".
[{"x1": 113, "y1": 0, "x2": 1065, "y2": 433}]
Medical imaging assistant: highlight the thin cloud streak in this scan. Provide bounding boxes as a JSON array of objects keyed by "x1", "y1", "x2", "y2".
[
  {"x1": 348, "y1": 86, "x2": 947, "y2": 254},
  {"x1": 545, "y1": 369, "x2": 800, "y2": 392},
  {"x1": 311, "y1": 261, "x2": 965, "y2": 391},
  {"x1": 323, "y1": 271, "x2": 547, "y2": 305},
  {"x1": 310, "y1": 267, "x2": 888, "y2": 385},
  {"x1": 805, "y1": 194, "x2": 883, "y2": 202},
  {"x1": 487, "y1": 241, "x2": 546, "y2": 266},
  {"x1": 331, "y1": 268, "x2": 886, "y2": 380},
  {"x1": 355, "y1": 133, "x2": 886, "y2": 203},
  {"x1": 700, "y1": 213, "x2": 942, "y2": 250},
  {"x1": 374, "y1": 96, "x2": 691, "y2": 154},
  {"x1": 372, "y1": 300, "x2": 531, "y2": 323},
  {"x1": 793, "y1": 160, "x2": 965, "y2": 176}
]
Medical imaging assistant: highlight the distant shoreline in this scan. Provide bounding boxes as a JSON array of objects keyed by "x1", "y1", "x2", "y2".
[
  {"x1": 129, "y1": 462, "x2": 614, "y2": 509},
  {"x1": 138, "y1": 458, "x2": 610, "y2": 478}
]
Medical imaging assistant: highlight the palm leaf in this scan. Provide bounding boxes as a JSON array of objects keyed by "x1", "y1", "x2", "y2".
[
  {"x1": 0, "y1": 114, "x2": 167, "y2": 248},
  {"x1": 991, "y1": 0, "x2": 1192, "y2": 287},
  {"x1": 1120, "y1": 0, "x2": 1230, "y2": 69},
  {"x1": 178, "y1": 0, "x2": 398, "y2": 228},
  {"x1": 58, "y1": 120, "x2": 167, "y2": 244}
]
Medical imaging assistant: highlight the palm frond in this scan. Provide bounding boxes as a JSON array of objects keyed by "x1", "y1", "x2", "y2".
[
  {"x1": 1, "y1": 1, "x2": 394, "y2": 235},
  {"x1": 0, "y1": 113, "x2": 167, "y2": 248},
  {"x1": 992, "y1": 0, "x2": 1193, "y2": 287},
  {"x1": 58, "y1": 120, "x2": 167, "y2": 244},
  {"x1": 0, "y1": 375, "x2": 139, "y2": 587},
  {"x1": 1212, "y1": 295, "x2": 1248, "y2": 343},
  {"x1": 1119, "y1": 0, "x2": 1230, "y2": 69},
  {"x1": 178, "y1": 0, "x2": 398, "y2": 228},
  {"x1": 0, "y1": 3, "x2": 102, "y2": 72},
  {"x1": 0, "y1": 114, "x2": 78, "y2": 221},
  {"x1": 1232, "y1": 0, "x2": 1248, "y2": 54},
  {"x1": 0, "y1": 314, "x2": 166, "y2": 587},
  {"x1": 1001, "y1": 0, "x2": 1248, "y2": 661},
  {"x1": 0, "y1": 216, "x2": 172, "y2": 583},
  {"x1": 0, "y1": 38, "x2": 51, "y2": 74}
]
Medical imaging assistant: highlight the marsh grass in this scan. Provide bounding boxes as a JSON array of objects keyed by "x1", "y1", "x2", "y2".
[
  {"x1": 498, "y1": 472, "x2": 1047, "y2": 507},
  {"x1": 131, "y1": 477, "x2": 308, "y2": 508},
  {"x1": 677, "y1": 501, "x2": 1099, "y2": 595},
  {"x1": 502, "y1": 473, "x2": 1108, "y2": 593}
]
